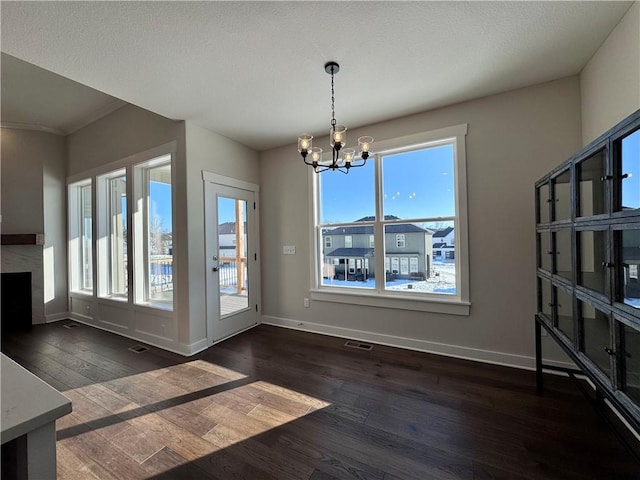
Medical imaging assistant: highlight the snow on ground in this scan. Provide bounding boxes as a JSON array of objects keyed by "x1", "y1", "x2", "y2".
[{"x1": 321, "y1": 262, "x2": 457, "y2": 295}]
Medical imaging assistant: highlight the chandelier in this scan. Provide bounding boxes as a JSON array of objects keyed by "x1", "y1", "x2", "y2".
[{"x1": 298, "y1": 62, "x2": 373, "y2": 173}]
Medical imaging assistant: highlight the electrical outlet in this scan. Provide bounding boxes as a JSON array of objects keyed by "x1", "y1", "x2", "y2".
[
  {"x1": 283, "y1": 245, "x2": 296, "y2": 255},
  {"x1": 303, "y1": 298, "x2": 310, "y2": 308}
]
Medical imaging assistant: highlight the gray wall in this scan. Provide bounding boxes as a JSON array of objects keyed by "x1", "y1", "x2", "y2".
[
  {"x1": 581, "y1": 1, "x2": 640, "y2": 145},
  {"x1": 1, "y1": 128, "x2": 67, "y2": 321},
  {"x1": 260, "y1": 76, "x2": 582, "y2": 367},
  {"x1": 184, "y1": 121, "x2": 260, "y2": 346},
  {"x1": 66, "y1": 104, "x2": 193, "y2": 352}
]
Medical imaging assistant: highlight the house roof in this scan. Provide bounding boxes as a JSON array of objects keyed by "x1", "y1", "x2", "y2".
[
  {"x1": 433, "y1": 243, "x2": 447, "y2": 248},
  {"x1": 326, "y1": 248, "x2": 374, "y2": 257},
  {"x1": 433, "y1": 227, "x2": 454, "y2": 238},
  {"x1": 218, "y1": 222, "x2": 247, "y2": 235}
]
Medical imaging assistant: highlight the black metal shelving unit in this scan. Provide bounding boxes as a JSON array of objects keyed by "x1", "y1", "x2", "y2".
[{"x1": 535, "y1": 109, "x2": 640, "y2": 442}]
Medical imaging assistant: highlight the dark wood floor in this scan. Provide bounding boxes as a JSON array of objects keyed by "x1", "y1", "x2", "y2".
[{"x1": 2, "y1": 322, "x2": 640, "y2": 480}]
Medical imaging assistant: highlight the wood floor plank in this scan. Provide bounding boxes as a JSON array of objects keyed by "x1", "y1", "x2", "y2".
[{"x1": 2, "y1": 323, "x2": 638, "y2": 480}]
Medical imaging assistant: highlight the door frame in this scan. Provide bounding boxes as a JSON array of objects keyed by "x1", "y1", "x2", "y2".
[{"x1": 202, "y1": 171, "x2": 261, "y2": 345}]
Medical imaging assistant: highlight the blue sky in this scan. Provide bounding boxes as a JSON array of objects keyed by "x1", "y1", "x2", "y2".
[
  {"x1": 319, "y1": 144, "x2": 455, "y2": 224},
  {"x1": 149, "y1": 182, "x2": 172, "y2": 231},
  {"x1": 150, "y1": 129, "x2": 638, "y2": 230},
  {"x1": 622, "y1": 130, "x2": 640, "y2": 209}
]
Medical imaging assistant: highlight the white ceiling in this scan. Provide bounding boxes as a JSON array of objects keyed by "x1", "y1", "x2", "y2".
[{"x1": 0, "y1": 1, "x2": 633, "y2": 151}]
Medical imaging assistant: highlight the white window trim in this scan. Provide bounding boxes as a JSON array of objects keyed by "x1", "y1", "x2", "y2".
[{"x1": 308, "y1": 124, "x2": 470, "y2": 315}]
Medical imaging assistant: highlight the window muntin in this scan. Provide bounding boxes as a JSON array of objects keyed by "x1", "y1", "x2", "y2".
[
  {"x1": 314, "y1": 126, "x2": 468, "y2": 307},
  {"x1": 68, "y1": 181, "x2": 93, "y2": 293}
]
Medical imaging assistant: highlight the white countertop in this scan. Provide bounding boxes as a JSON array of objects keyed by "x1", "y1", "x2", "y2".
[{"x1": 1, "y1": 353, "x2": 72, "y2": 443}]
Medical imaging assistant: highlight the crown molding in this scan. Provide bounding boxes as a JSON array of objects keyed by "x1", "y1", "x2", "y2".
[
  {"x1": 66, "y1": 98, "x2": 127, "y2": 134},
  {"x1": 0, "y1": 122, "x2": 65, "y2": 136}
]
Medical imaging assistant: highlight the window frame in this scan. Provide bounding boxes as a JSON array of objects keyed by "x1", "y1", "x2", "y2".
[
  {"x1": 309, "y1": 124, "x2": 470, "y2": 315},
  {"x1": 133, "y1": 155, "x2": 174, "y2": 308},
  {"x1": 68, "y1": 179, "x2": 94, "y2": 294}
]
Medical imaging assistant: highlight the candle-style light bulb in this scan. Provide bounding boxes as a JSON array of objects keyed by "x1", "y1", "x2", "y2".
[
  {"x1": 358, "y1": 136, "x2": 374, "y2": 160},
  {"x1": 342, "y1": 148, "x2": 355, "y2": 165},
  {"x1": 298, "y1": 134, "x2": 313, "y2": 158}
]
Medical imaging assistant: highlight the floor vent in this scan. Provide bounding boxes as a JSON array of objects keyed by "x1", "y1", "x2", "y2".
[
  {"x1": 344, "y1": 340, "x2": 373, "y2": 351},
  {"x1": 62, "y1": 323, "x2": 80, "y2": 329},
  {"x1": 128, "y1": 345, "x2": 150, "y2": 353}
]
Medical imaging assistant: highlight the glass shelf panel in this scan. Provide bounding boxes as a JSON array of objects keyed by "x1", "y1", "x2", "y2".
[
  {"x1": 555, "y1": 229, "x2": 572, "y2": 281},
  {"x1": 580, "y1": 300, "x2": 612, "y2": 380},
  {"x1": 553, "y1": 170, "x2": 571, "y2": 221},
  {"x1": 624, "y1": 322, "x2": 640, "y2": 404},
  {"x1": 577, "y1": 150, "x2": 607, "y2": 217},
  {"x1": 578, "y1": 230, "x2": 606, "y2": 295}
]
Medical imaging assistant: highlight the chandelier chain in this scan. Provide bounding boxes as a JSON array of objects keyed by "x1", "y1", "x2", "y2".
[{"x1": 330, "y1": 70, "x2": 336, "y2": 127}]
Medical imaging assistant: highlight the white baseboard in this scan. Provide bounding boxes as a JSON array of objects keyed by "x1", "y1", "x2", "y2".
[
  {"x1": 189, "y1": 338, "x2": 210, "y2": 356},
  {"x1": 67, "y1": 313, "x2": 204, "y2": 357},
  {"x1": 262, "y1": 315, "x2": 574, "y2": 371},
  {"x1": 45, "y1": 312, "x2": 70, "y2": 323}
]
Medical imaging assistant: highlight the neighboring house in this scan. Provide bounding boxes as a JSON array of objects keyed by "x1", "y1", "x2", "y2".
[
  {"x1": 218, "y1": 221, "x2": 247, "y2": 261},
  {"x1": 323, "y1": 216, "x2": 433, "y2": 281},
  {"x1": 432, "y1": 227, "x2": 454, "y2": 247},
  {"x1": 433, "y1": 227, "x2": 455, "y2": 261}
]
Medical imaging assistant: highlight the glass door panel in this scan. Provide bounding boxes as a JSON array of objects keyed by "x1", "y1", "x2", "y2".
[
  {"x1": 537, "y1": 182, "x2": 550, "y2": 224},
  {"x1": 623, "y1": 323, "x2": 640, "y2": 403},
  {"x1": 618, "y1": 129, "x2": 640, "y2": 212},
  {"x1": 553, "y1": 170, "x2": 571, "y2": 221},
  {"x1": 578, "y1": 230, "x2": 606, "y2": 295},
  {"x1": 538, "y1": 231, "x2": 551, "y2": 272},
  {"x1": 555, "y1": 229, "x2": 572, "y2": 281},
  {"x1": 539, "y1": 277, "x2": 552, "y2": 319},
  {"x1": 619, "y1": 229, "x2": 640, "y2": 309},
  {"x1": 580, "y1": 300, "x2": 612, "y2": 380},
  {"x1": 556, "y1": 287, "x2": 574, "y2": 340},
  {"x1": 577, "y1": 150, "x2": 607, "y2": 217},
  {"x1": 217, "y1": 196, "x2": 249, "y2": 316}
]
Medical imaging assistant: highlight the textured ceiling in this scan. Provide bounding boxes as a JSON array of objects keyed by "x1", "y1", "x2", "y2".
[{"x1": 0, "y1": 1, "x2": 633, "y2": 150}]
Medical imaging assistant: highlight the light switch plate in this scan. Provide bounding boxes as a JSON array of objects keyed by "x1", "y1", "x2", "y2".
[{"x1": 283, "y1": 245, "x2": 296, "y2": 255}]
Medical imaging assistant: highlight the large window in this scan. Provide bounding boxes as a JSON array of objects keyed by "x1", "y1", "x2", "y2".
[
  {"x1": 134, "y1": 156, "x2": 173, "y2": 306},
  {"x1": 314, "y1": 125, "x2": 469, "y2": 313},
  {"x1": 72, "y1": 149, "x2": 174, "y2": 310},
  {"x1": 68, "y1": 180, "x2": 93, "y2": 293}
]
